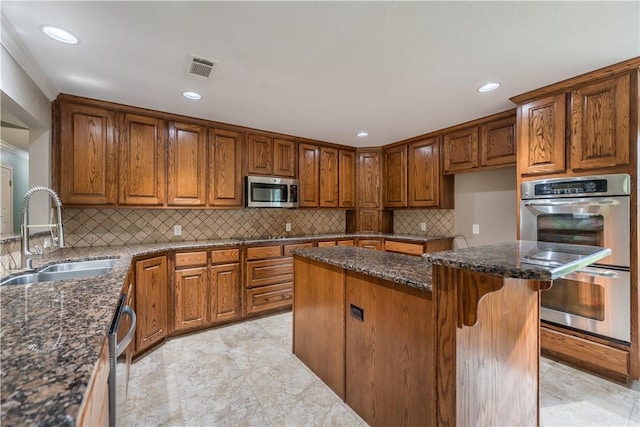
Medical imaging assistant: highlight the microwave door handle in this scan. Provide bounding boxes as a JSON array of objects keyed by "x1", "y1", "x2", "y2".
[{"x1": 115, "y1": 305, "x2": 137, "y2": 357}]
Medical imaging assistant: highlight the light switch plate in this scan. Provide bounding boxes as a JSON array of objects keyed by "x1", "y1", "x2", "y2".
[
  {"x1": 174, "y1": 225, "x2": 182, "y2": 236},
  {"x1": 472, "y1": 224, "x2": 480, "y2": 235}
]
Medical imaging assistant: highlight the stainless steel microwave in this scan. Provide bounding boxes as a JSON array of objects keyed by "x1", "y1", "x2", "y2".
[{"x1": 245, "y1": 176, "x2": 299, "y2": 208}]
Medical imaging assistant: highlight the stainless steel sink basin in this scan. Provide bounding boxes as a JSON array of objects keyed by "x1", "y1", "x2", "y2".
[{"x1": 1, "y1": 259, "x2": 116, "y2": 286}]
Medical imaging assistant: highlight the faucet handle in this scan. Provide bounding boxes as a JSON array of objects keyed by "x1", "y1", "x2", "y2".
[{"x1": 33, "y1": 245, "x2": 43, "y2": 255}]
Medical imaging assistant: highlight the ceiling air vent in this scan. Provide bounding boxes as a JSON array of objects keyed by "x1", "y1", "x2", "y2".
[{"x1": 185, "y1": 54, "x2": 217, "y2": 80}]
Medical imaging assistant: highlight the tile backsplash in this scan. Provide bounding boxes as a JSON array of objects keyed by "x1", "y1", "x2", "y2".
[
  {"x1": 62, "y1": 208, "x2": 346, "y2": 247},
  {"x1": 393, "y1": 209, "x2": 454, "y2": 236}
]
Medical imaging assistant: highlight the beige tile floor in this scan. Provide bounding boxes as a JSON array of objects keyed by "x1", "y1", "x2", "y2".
[{"x1": 120, "y1": 312, "x2": 640, "y2": 426}]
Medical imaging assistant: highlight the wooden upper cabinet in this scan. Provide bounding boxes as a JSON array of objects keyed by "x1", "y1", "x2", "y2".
[
  {"x1": 443, "y1": 126, "x2": 479, "y2": 173},
  {"x1": 339, "y1": 150, "x2": 356, "y2": 208},
  {"x1": 273, "y1": 138, "x2": 297, "y2": 177},
  {"x1": 480, "y1": 115, "x2": 516, "y2": 168},
  {"x1": 208, "y1": 128, "x2": 243, "y2": 207},
  {"x1": 357, "y1": 150, "x2": 381, "y2": 208},
  {"x1": 298, "y1": 143, "x2": 319, "y2": 207},
  {"x1": 119, "y1": 113, "x2": 166, "y2": 205},
  {"x1": 247, "y1": 133, "x2": 273, "y2": 175},
  {"x1": 58, "y1": 102, "x2": 117, "y2": 205},
  {"x1": 408, "y1": 137, "x2": 441, "y2": 207},
  {"x1": 382, "y1": 145, "x2": 407, "y2": 208},
  {"x1": 518, "y1": 94, "x2": 567, "y2": 176},
  {"x1": 320, "y1": 146, "x2": 339, "y2": 208},
  {"x1": 570, "y1": 73, "x2": 630, "y2": 171},
  {"x1": 167, "y1": 121, "x2": 206, "y2": 206}
]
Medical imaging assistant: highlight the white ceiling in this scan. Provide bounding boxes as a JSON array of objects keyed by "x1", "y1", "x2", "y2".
[{"x1": 2, "y1": 1, "x2": 639, "y2": 148}]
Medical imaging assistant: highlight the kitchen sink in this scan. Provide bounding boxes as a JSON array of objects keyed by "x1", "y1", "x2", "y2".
[{"x1": 1, "y1": 259, "x2": 116, "y2": 286}]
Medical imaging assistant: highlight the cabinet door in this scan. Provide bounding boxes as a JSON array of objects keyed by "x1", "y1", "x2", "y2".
[
  {"x1": 174, "y1": 266, "x2": 207, "y2": 331},
  {"x1": 247, "y1": 134, "x2": 273, "y2": 175},
  {"x1": 59, "y1": 102, "x2": 117, "y2": 205},
  {"x1": 570, "y1": 73, "x2": 630, "y2": 171},
  {"x1": 480, "y1": 116, "x2": 516, "y2": 168},
  {"x1": 298, "y1": 143, "x2": 319, "y2": 207},
  {"x1": 208, "y1": 129, "x2": 243, "y2": 207},
  {"x1": 119, "y1": 113, "x2": 166, "y2": 205},
  {"x1": 357, "y1": 150, "x2": 380, "y2": 208},
  {"x1": 135, "y1": 255, "x2": 168, "y2": 352},
  {"x1": 345, "y1": 273, "x2": 434, "y2": 427},
  {"x1": 382, "y1": 145, "x2": 407, "y2": 207},
  {"x1": 339, "y1": 150, "x2": 356, "y2": 208},
  {"x1": 273, "y1": 138, "x2": 297, "y2": 177},
  {"x1": 518, "y1": 94, "x2": 566, "y2": 176},
  {"x1": 210, "y1": 263, "x2": 241, "y2": 323},
  {"x1": 167, "y1": 121, "x2": 206, "y2": 206},
  {"x1": 320, "y1": 146, "x2": 339, "y2": 208},
  {"x1": 408, "y1": 137, "x2": 440, "y2": 207},
  {"x1": 443, "y1": 126, "x2": 479, "y2": 173}
]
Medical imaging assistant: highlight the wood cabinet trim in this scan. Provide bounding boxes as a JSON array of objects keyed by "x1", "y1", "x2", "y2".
[
  {"x1": 175, "y1": 251, "x2": 208, "y2": 268},
  {"x1": 246, "y1": 245, "x2": 283, "y2": 260}
]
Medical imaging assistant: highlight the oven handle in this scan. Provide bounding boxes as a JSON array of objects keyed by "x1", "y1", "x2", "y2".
[
  {"x1": 523, "y1": 200, "x2": 618, "y2": 207},
  {"x1": 115, "y1": 305, "x2": 136, "y2": 357},
  {"x1": 572, "y1": 266, "x2": 619, "y2": 278}
]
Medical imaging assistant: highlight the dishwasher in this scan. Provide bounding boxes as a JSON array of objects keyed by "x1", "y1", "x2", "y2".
[{"x1": 108, "y1": 291, "x2": 136, "y2": 427}]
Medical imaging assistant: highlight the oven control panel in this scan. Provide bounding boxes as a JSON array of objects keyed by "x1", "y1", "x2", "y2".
[{"x1": 534, "y1": 179, "x2": 607, "y2": 196}]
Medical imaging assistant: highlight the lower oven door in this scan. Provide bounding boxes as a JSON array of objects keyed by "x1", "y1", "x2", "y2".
[
  {"x1": 541, "y1": 266, "x2": 630, "y2": 343},
  {"x1": 108, "y1": 295, "x2": 137, "y2": 427}
]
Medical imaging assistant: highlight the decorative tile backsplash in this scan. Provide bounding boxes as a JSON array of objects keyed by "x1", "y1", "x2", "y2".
[
  {"x1": 0, "y1": 233, "x2": 58, "y2": 277},
  {"x1": 393, "y1": 209, "x2": 454, "y2": 236},
  {"x1": 62, "y1": 208, "x2": 346, "y2": 247}
]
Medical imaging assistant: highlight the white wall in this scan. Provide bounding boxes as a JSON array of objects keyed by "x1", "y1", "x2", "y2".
[
  {"x1": 1, "y1": 45, "x2": 53, "y2": 230},
  {"x1": 454, "y1": 167, "x2": 517, "y2": 248}
]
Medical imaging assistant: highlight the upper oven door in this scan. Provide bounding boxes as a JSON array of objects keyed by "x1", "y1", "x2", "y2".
[{"x1": 520, "y1": 196, "x2": 630, "y2": 268}]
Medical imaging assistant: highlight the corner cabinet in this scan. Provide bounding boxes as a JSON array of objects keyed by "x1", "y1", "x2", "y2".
[
  {"x1": 119, "y1": 113, "x2": 166, "y2": 205},
  {"x1": 57, "y1": 101, "x2": 117, "y2": 205},
  {"x1": 135, "y1": 255, "x2": 168, "y2": 353}
]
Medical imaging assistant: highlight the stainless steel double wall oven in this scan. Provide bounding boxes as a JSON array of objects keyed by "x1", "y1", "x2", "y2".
[{"x1": 520, "y1": 174, "x2": 631, "y2": 343}]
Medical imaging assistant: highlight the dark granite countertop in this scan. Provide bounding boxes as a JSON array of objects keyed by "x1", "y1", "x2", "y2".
[
  {"x1": 423, "y1": 240, "x2": 612, "y2": 280},
  {"x1": 292, "y1": 246, "x2": 433, "y2": 291},
  {"x1": 0, "y1": 233, "x2": 449, "y2": 425}
]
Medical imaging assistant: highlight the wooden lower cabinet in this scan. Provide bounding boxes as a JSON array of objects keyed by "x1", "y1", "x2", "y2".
[
  {"x1": 135, "y1": 255, "x2": 168, "y2": 353},
  {"x1": 357, "y1": 238, "x2": 382, "y2": 251},
  {"x1": 346, "y1": 271, "x2": 434, "y2": 427},
  {"x1": 77, "y1": 339, "x2": 110, "y2": 426},
  {"x1": 210, "y1": 262, "x2": 241, "y2": 323},
  {"x1": 293, "y1": 257, "x2": 435, "y2": 427},
  {"x1": 174, "y1": 266, "x2": 208, "y2": 331}
]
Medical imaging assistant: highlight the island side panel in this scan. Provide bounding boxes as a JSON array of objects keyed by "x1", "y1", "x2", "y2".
[
  {"x1": 292, "y1": 257, "x2": 346, "y2": 399},
  {"x1": 345, "y1": 271, "x2": 435, "y2": 427},
  {"x1": 434, "y1": 265, "x2": 541, "y2": 426}
]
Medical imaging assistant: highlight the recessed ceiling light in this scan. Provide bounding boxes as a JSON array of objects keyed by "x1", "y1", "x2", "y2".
[
  {"x1": 182, "y1": 91, "x2": 202, "y2": 100},
  {"x1": 356, "y1": 131, "x2": 369, "y2": 137},
  {"x1": 477, "y1": 82, "x2": 501, "y2": 93},
  {"x1": 41, "y1": 25, "x2": 78, "y2": 44}
]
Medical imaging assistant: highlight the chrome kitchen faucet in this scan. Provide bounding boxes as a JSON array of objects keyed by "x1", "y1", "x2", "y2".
[{"x1": 20, "y1": 186, "x2": 65, "y2": 269}]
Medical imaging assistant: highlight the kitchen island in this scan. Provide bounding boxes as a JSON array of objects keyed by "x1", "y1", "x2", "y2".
[{"x1": 292, "y1": 241, "x2": 611, "y2": 427}]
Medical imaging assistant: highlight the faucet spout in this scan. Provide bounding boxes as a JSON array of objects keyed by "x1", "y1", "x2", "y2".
[{"x1": 20, "y1": 186, "x2": 65, "y2": 269}]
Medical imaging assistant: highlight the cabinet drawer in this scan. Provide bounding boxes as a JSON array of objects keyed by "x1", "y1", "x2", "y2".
[
  {"x1": 284, "y1": 243, "x2": 313, "y2": 256},
  {"x1": 357, "y1": 239, "x2": 382, "y2": 251},
  {"x1": 175, "y1": 251, "x2": 208, "y2": 268},
  {"x1": 211, "y1": 248, "x2": 240, "y2": 263},
  {"x1": 247, "y1": 245, "x2": 283, "y2": 260},
  {"x1": 246, "y1": 283, "x2": 293, "y2": 314},
  {"x1": 247, "y1": 258, "x2": 293, "y2": 288},
  {"x1": 337, "y1": 240, "x2": 354, "y2": 246},
  {"x1": 384, "y1": 240, "x2": 424, "y2": 256},
  {"x1": 318, "y1": 241, "x2": 337, "y2": 247}
]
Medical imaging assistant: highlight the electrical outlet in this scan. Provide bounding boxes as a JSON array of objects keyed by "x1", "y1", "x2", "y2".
[
  {"x1": 173, "y1": 225, "x2": 182, "y2": 236},
  {"x1": 43, "y1": 238, "x2": 51, "y2": 248},
  {"x1": 472, "y1": 224, "x2": 480, "y2": 235},
  {"x1": 420, "y1": 222, "x2": 427, "y2": 232},
  {"x1": 285, "y1": 222, "x2": 292, "y2": 232}
]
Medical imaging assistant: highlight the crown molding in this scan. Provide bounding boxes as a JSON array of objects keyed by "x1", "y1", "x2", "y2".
[
  {"x1": 0, "y1": 139, "x2": 29, "y2": 160},
  {"x1": 1, "y1": 12, "x2": 58, "y2": 101}
]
